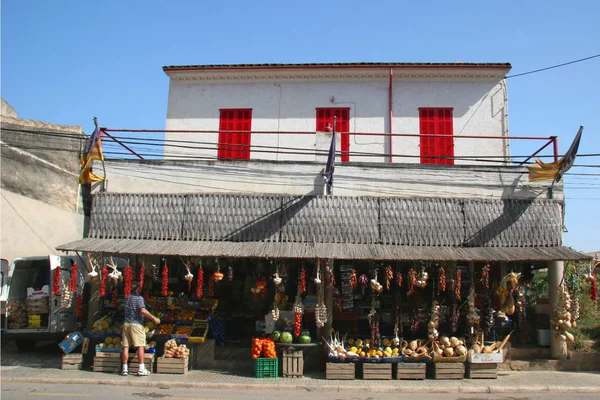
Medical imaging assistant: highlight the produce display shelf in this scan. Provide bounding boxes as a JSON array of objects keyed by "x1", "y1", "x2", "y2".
[{"x1": 187, "y1": 322, "x2": 209, "y2": 343}]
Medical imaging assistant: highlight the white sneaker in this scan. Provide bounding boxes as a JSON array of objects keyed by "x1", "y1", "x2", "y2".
[
  {"x1": 121, "y1": 369, "x2": 128, "y2": 376},
  {"x1": 137, "y1": 368, "x2": 150, "y2": 376}
]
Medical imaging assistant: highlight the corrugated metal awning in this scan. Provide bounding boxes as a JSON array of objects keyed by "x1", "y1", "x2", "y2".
[{"x1": 56, "y1": 238, "x2": 590, "y2": 262}]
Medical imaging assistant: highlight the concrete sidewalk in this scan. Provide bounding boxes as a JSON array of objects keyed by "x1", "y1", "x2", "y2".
[{"x1": 1, "y1": 364, "x2": 600, "y2": 393}]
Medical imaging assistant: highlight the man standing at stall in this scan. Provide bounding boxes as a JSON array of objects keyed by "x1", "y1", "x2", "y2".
[{"x1": 121, "y1": 283, "x2": 161, "y2": 376}]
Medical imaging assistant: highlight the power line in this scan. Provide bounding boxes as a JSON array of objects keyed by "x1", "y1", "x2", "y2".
[{"x1": 505, "y1": 53, "x2": 600, "y2": 79}]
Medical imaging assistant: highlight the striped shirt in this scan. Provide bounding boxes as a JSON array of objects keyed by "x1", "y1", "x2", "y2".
[{"x1": 124, "y1": 295, "x2": 146, "y2": 325}]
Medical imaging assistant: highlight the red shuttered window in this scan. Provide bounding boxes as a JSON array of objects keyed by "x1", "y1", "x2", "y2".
[
  {"x1": 218, "y1": 109, "x2": 252, "y2": 160},
  {"x1": 316, "y1": 108, "x2": 351, "y2": 162},
  {"x1": 419, "y1": 108, "x2": 454, "y2": 165}
]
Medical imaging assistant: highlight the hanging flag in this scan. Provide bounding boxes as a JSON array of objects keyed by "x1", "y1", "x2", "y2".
[
  {"x1": 528, "y1": 126, "x2": 583, "y2": 182},
  {"x1": 324, "y1": 116, "x2": 337, "y2": 194},
  {"x1": 79, "y1": 117, "x2": 106, "y2": 184}
]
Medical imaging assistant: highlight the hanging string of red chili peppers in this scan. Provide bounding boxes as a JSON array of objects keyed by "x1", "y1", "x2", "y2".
[
  {"x1": 407, "y1": 268, "x2": 417, "y2": 295},
  {"x1": 294, "y1": 313, "x2": 302, "y2": 337},
  {"x1": 123, "y1": 265, "x2": 132, "y2": 296},
  {"x1": 455, "y1": 269, "x2": 462, "y2": 300},
  {"x1": 396, "y1": 269, "x2": 403, "y2": 288},
  {"x1": 196, "y1": 267, "x2": 204, "y2": 299},
  {"x1": 139, "y1": 262, "x2": 145, "y2": 291},
  {"x1": 437, "y1": 265, "x2": 446, "y2": 295},
  {"x1": 111, "y1": 286, "x2": 118, "y2": 307},
  {"x1": 100, "y1": 265, "x2": 108, "y2": 297},
  {"x1": 481, "y1": 264, "x2": 490, "y2": 290},
  {"x1": 69, "y1": 263, "x2": 78, "y2": 293},
  {"x1": 385, "y1": 265, "x2": 394, "y2": 291},
  {"x1": 350, "y1": 269, "x2": 358, "y2": 289},
  {"x1": 75, "y1": 294, "x2": 83, "y2": 318},
  {"x1": 52, "y1": 267, "x2": 61, "y2": 295},
  {"x1": 208, "y1": 277, "x2": 215, "y2": 297},
  {"x1": 300, "y1": 268, "x2": 307, "y2": 295},
  {"x1": 161, "y1": 263, "x2": 169, "y2": 297}
]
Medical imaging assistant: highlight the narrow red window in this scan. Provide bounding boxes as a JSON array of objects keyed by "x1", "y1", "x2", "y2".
[
  {"x1": 218, "y1": 109, "x2": 252, "y2": 160},
  {"x1": 316, "y1": 108, "x2": 350, "y2": 162},
  {"x1": 419, "y1": 108, "x2": 454, "y2": 165}
]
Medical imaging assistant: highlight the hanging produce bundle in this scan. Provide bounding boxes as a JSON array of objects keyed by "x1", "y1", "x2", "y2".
[
  {"x1": 60, "y1": 284, "x2": 73, "y2": 308},
  {"x1": 358, "y1": 274, "x2": 369, "y2": 289},
  {"x1": 213, "y1": 267, "x2": 224, "y2": 282},
  {"x1": 315, "y1": 299, "x2": 326, "y2": 328},
  {"x1": 383, "y1": 266, "x2": 393, "y2": 291},
  {"x1": 393, "y1": 305, "x2": 402, "y2": 346},
  {"x1": 327, "y1": 262, "x2": 336, "y2": 289},
  {"x1": 88, "y1": 263, "x2": 99, "y2": 279},
  {"x1": 152, "y1": 264, "x2": 159, "y2": 282},
  {"x1": 498, "y1": 272, "x2": 520, "y2": 315},
  {"x1": 300, "y1": 267, "x2": 307, "y2": 294},
  {"x1": 480, "y1": 297, "x2": 495, "y2": 335},
  {"x1": 111, "y1": 286, "x2": 118, "y2": 307},
  {"x1": 585, "y1": 271, "x2": 598, "y2": 301},
  {"x1": 454, "y1": 269, "x2": 462, "y2": 300},
  {"x1": 450, "y1": 302, "x2": 459, "y2": 333},
  {"x1": 314, "y1": 259, "x2": 322, "y2": 285},
  {"x1": 52, "y1": 267, "x2": 61, "y2": 295},
  {"x1": 100, "y1": 265, "x2": 108, "y2": 297},
  {"x1": 208, "y1": 277, "x2": 215, "y2": 297},
  {"x1": 196, "y1": 266, "x2": 204, "y2": 299},
  {"x1": 415, "y1": 266, "x2": 428, "y2": 288},
  {"x1": 69, "y1": 263, "x2": 78, "y2": 293},
  {"x1": 369, "y1": 268, "x2": 383, "y2": 294},
  {"x1": 294, "y1": 313, "x2": 302, "y2": 337},
  {"x1": 407, "y1": 268, "x2": 417, "y2": 295},
  {"x1": 260, "y1": 277, "x2": 267, "y2": 299},
  {"x1": 161, "y1": 263, "x2": 169, "y2": 297},
  {"x1": 481, "y1": 264, "x2": 490, "y2": 290},
  {"x1": 123, "y1": 265, "x2": 132, "y2": 297},
  {"x1": 552, "y1": 281, "x2": 576, "y2": 343},
  {"x1": 88, "y1": 254, "x2": 100, "y2": 279},
  {"x1": 271, "y1": 301, "x2": 280, "y2": 321},
  {"x1": 437, "y1": 265, "x2": 446, "y2": 295},
  {"x1": 467, "y1": 286, "x2": 480, "y2": 328},
  {"x1": 139, "y1": 262, "x2": 146, "y2": 290},
  {"x1": 273, "y1": 272, "x2": 282, "y2": 285},
  {"x1": 75, "y1": 294, "x2": 83, "y2": 318},
  {"x1": 107, "y1": 258, "x2": 122, "y2": 284},
  {"x1": 571, "y1": 295, "x2": 580, "y2": 327},
  {"x1": 368, "y1": 307, "x2": 381, "y2": 349},
  {"x1": 350, "y1": 269, "x2": 357, "y2": 289},
  {"x1": 427, "y1": 301, "x2": 440, "y2": 341},
  {"x1": 396, "y1": 269, "x2": 403, "y2": 288},
  {"x1": 183, "y1": 260, "x2": 194, "y2": 292},
  {"x1": 227, "y1": 266, "x2": 233, "y2": 282}
]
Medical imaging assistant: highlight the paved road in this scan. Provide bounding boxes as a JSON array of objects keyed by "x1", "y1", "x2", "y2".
[{"x1": 2, "y1": 382, "x2": 600, "y2": 400}]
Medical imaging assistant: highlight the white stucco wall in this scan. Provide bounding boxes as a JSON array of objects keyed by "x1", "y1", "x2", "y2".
[
  {"x1": 165, "y1": 70, "x2": 508, "y2": 165},
  {"x1": 1, "y1": 190, "x2": 84, "y2": 264},
  {"x1": 102, "y1": 160, "x2": 562, "y2": 202}
]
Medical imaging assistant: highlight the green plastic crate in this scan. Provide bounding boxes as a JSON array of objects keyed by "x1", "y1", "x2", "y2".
[{"x1": 253, "y1": 357, "x2": 278, "y2": 378}]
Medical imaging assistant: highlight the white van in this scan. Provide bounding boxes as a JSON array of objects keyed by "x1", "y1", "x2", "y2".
[{"x1": 2, "y1": 255, "x2": 89, "y2": 350}]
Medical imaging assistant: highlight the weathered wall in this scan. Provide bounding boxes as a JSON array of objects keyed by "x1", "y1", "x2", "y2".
[
  {"x1": 102, "y1": 159, "x2": 563, "y2": 201},
  {"x1": 165, "y1": 67, "x2": 508, "y2": 164},
  {"x1": 0, "y1": 191, "x2": 84, "y2": 263},
  {"x1": 1, "y1": 116, "x2": 87, "y2": 262}
]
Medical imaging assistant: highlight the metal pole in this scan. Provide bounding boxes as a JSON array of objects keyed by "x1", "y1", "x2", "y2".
[{"x1": 548, "y1": 261, "x2": 567, "y2": 359}]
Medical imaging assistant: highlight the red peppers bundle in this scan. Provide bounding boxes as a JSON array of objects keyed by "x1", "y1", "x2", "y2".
[
  {"x1": 161, "y1": 264, "x2": 169, "y2": 297},
  {"x1": 350, "y1": 269, "x2": 358, "y2": 289},
  {"x1": 123, "y1": 265, "x2": 132, "y2": 297},
  {"x1": 208, "y1": 277, "x2": 215, "y2": 297},
  {"x1": 369, "y1": 312, "x2": 381, "y2": 349},
  {"x1": 396, "y1": 270, "x2": 403, "y2": 288},
  {"x1": 294, "y1": 313, "x2": 302, "y2": 337},
  {"x1": 437, "y1": 266, "x2": 446, "y2": 295},
  {"x1": 455, "y1": 269, "x2": 462, "y2": 300},
  {"x1": 591, "y1": 271, "x2": 598, "y2": 302},
  {"x1": 111, "y1": 287, "x2": 118, "y2": 307},
  {"x1": 359, "y1": 274, "x2": 369, "y2": 288},
  {"x1": 385, "y1": 266, "x2": 394, "y2": 291},
  {"x1": 139, "y1": 262, "x2": 146, "y2": 290},
  {"x1": 70, "y1": 263, "x2": 78, "y2": 293},
  {"x1": 407, "y1": 268, "x2": 417, "y2": 295},
  {"x1": 300, "y1": 268, "x2": 307, "y2": 295},
  {"x1": 481, "y1": 264, "x2": 490, "y2": 290},
  {"x1": 100, "y1": 265, "x2": 108, "y2": 297},
  {"x1": 52, "y1": 267, "x2": 61, "y2": 295},
  {"x1": 75, "y1": 294, "x2": 83, "y2": 318},
  {"x1": 198, "y1": 268, "x2": 207, "y2": 298},
  {"x1": 260, "y1": 277, "x2": 267, "y2": 300}
]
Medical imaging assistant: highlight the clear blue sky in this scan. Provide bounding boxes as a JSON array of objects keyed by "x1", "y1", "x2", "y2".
[{"x1": 2, "y1": 0, "x2": 599, "y2": 253}]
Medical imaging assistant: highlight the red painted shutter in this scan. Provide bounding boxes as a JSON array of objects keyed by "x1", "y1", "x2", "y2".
[
  {"x1": 316, "y1": 108, "x2": 351, "y2": 162},
  {"x1": 419, "y1": 108, "x2": 454, "y2": 165},
  {"x1": 218, "y1": 109, "x2": 252, "y2": 160}
]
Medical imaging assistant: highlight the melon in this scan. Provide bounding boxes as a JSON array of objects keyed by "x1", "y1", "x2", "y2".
[
  {"x1": 271, "y1": 330, "x2": 282, "y2": 342},
  {"x1": 280, "y1": 332, "x2": 293, "y2": 344},
  {"x1": 298, "y1": 334, "x2": 311, "y2": 344}
]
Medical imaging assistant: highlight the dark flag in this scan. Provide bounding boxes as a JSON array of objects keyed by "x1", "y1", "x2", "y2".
[{"x1": 324, "y1": 116, "x2": 337, "y2": 194}]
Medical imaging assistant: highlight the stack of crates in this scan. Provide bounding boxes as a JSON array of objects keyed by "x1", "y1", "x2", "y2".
[{"x1": 28, "y1": 314, "x2": 41, "y2": 328}]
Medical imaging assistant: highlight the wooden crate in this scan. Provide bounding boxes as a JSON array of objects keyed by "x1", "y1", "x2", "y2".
[
  {"x1": 129, "y1": 354, "x2": 155, "y2": 374},
  {"x1": 433, "y1": 362, "x2": 465, "y2": 380},
  {"x1": 62, "y1": 353, "x2": 82, "y2": 370},
  {"x1": 363, "y1": 363, "x2": 392, "y2": 380},
  {"x1": 325, "y1": 362, "x2": 355, "y2": 380},
  {"x1": 282, "y1": 349, "x2": 304, "y2": 378},
  {"x1": 466, "y1": 362, "x2": 498, "y2": 379},
  {"x1": 396, "y1": 362, "x2": 426, "y2": 380},
  {"x1": 156, "y1": 357, "x2": 188, "y2": 374},
  {"x1": 93, "y1": 356, "x2": 120, "y2": 373}
]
